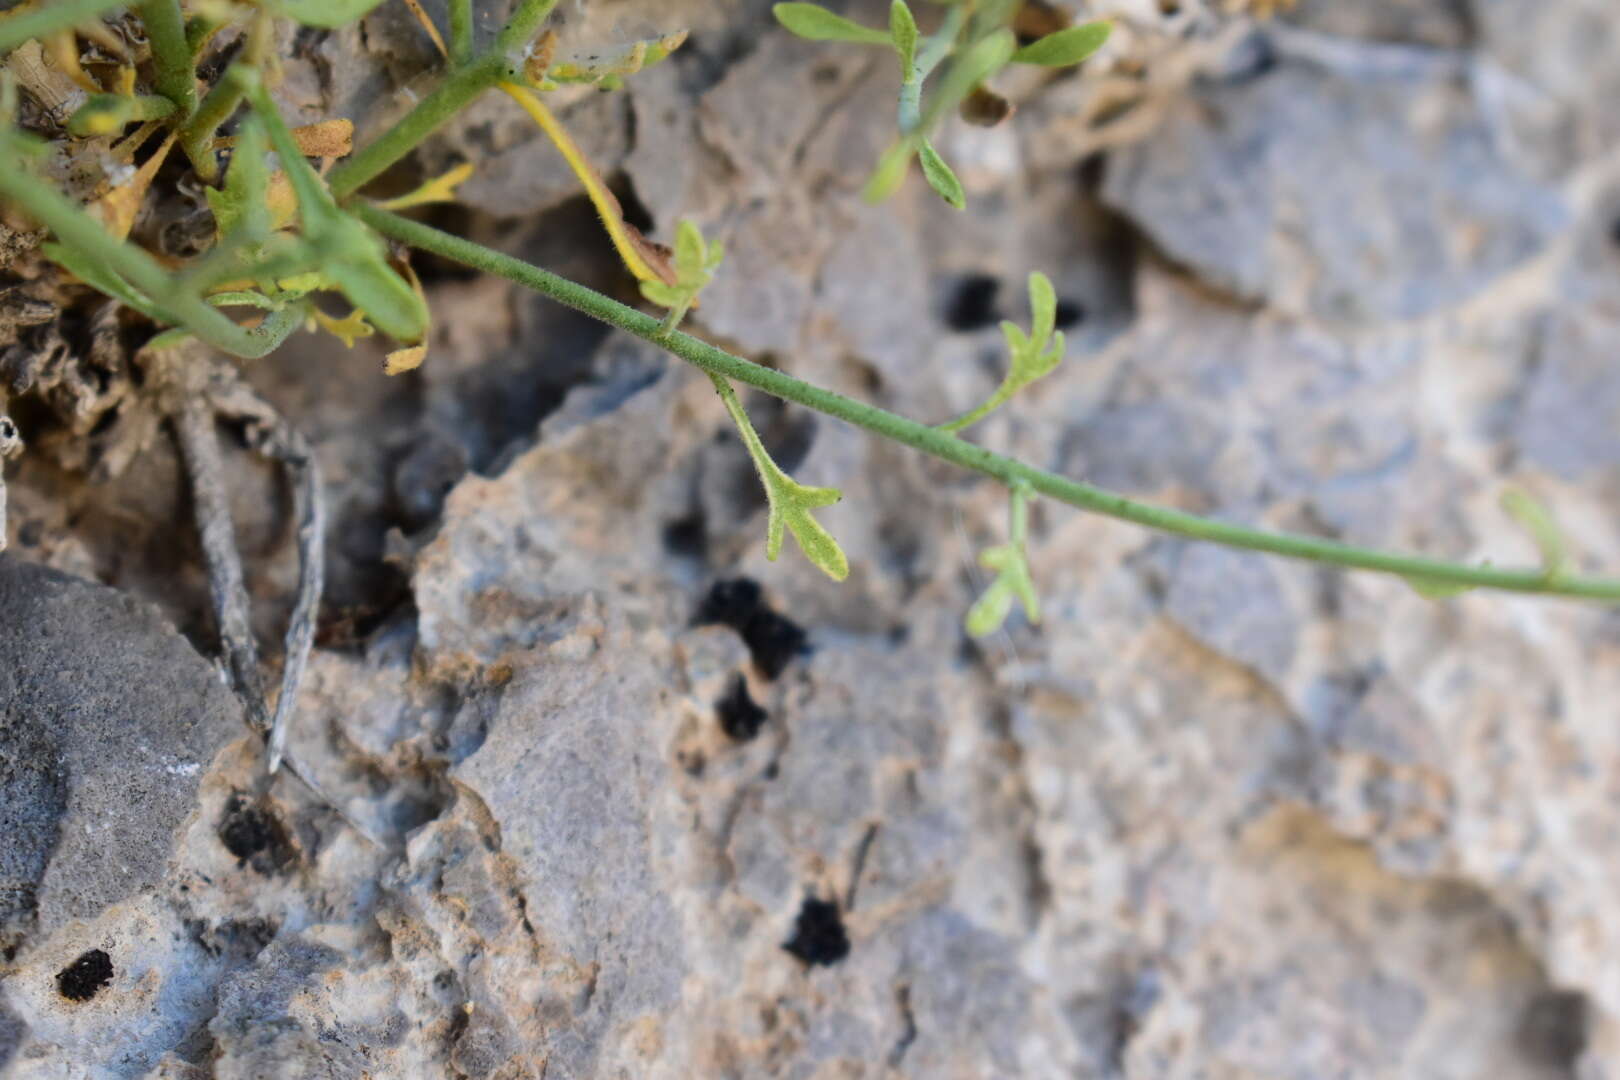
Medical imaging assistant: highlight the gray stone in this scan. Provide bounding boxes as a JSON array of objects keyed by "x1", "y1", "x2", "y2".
[
  {"x1": 0, "y1": 557, "x2": 239, "y2": 953},
  {"x1": 1101, "y1": 35, "x2": 1567, "y2": 321}
]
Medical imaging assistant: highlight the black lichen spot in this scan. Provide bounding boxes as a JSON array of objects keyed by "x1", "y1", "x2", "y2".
[
  {"x1": 716, "y1": 675, "x2": 768, "y2": 741},
  {"x1": 1518, "y1": 990, "x2": 1588, "y2": 1068},
  {"x1": 56, "y1": 949, "x2": 113, "y2": 1002},
  {"x1": 1053, "y1": 297, "x2": 1086, "y2": 329},
  {"x1": 944, "y1": 274, "x2": 1001, "y2": 332},
  {"x1": 783, "y1": 897, "x2": 849, "y2": 966},
  {"x1": 695, "y1": 578, "x2": 808, "y2": 680},
  {"x1": 218, "y1": 794, "x2": 293, "y2": 874}
]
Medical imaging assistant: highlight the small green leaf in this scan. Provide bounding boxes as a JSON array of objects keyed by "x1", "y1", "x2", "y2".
[
  {"x1": 940, "y1": 271, "x2": 1068, "y2": 434},
  {"x1": 863, "y1": 140, "x2": 916, "y2": 204},
  {"x1": 917, "y1": 140, "x2": 964, "y2": 209},
  {"x1": 640, "y1": 281, "x2": 686, "y2": 307},
  {"x1": 890, "y1": 0, "x2": 918, "y2": 72},
  {"x1": 674, "y1": 219, "x2": 706, "y2": 274},
  {"x1": 711, "y1": 373, "x2": 850, "y2": 581},
  {"x1": 925, "y1": 28, "x2": 1016, "y2": 130},
  {"x1": 1027, "y1": 269, "x2": 1056, "y2": 340},
  {"x1": 965, "y1": 484, "x2": 1040, "y2": 637},
  {"x1": 773, "y1": 3, "x2": 891, "y2": 45},
  {"x1": 1501, "y1": 488, "x2": 1568, "y2": 580},
  {"x1": 642, "y1": 219, "x2": 724, "y2": 335},
  {"x1": 1011, "y1": 21, "x2": 1112, "y2": 67}
]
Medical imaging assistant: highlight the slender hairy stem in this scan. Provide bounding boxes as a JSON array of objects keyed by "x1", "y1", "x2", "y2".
[
  {"x1": 938, "y1": 393, "x2": 1005, "y2": 435},
  {"x1": 899, "y1": 4, "x2": 966, "y2": 133},
  {"x1": 449, "y1": 0, "x2": 473, "y2": 63},
  {"x1": 178, "y1": 13, "x2": 272, "y2": 182},
  {"x1": 137, "y1": 0, "x2": 196, "y2": 118},
  {"x1": 359, "y1": 205, "x2": 1620, "y2": 603},
  {"x1": 327, "y1": 55, "x2": 504, "y2": 199},
  {"x1": 0, "y1": 0, "x2": 129, "y2": 54},
  {"x1": 328, "y1": 0, "x2": 560, "y2": 200}
]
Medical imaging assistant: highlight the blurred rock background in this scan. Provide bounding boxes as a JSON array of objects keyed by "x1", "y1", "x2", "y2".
[{"x1": 3, "y1": 0, "x2": 1620, "y2": 1075}]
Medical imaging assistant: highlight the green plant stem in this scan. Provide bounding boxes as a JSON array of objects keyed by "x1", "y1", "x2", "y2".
[
  {"x1": 0, "y1": 159, "x2": 298, "y2": 358},
  {"x1": 899, "y1": 3, "x2": 966, "y2": 134},
  {"x1": 449, "y1": 0, "x2": 473, "y2": 63},
  {"x1": 181, "y1": 79, "x2": 241, "y2": 181},
  {"x1": 358, "y1": 205, "x2": 1620, "y2": 603},
  {"x1": 328, "y1": 0, "x2": 560, "y2": 200},
  {"x1": 0, "y1": 0, "x2": 128, "y2": 54},
  {"x1": 137, "y1": 0, "x2": 196, "y2": 119},
  {"x1": 938, "y1": 391, "x2": 1007, "y2": 435},
  {"x1": 67, "y1": 93, "x2": 177, "y2": 136},
  {"x1": 178, "y1": 13, "x2": 271, "y2": 182}
]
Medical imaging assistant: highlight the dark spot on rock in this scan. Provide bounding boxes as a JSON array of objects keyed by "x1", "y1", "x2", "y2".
[
  {"x1": 1518, "y1": 990, "x2": 1588, "y2": 1068},
  {"x1": 944, "y1": 274, "x2": 1001, "y2": 332},
  {"x1": 1054, "y1": 297, "x2": 1086, "y2": 329},
  {"x1": 783, "y1": 897, "x2": 849, "y2": 966},
  {"x1": 716, "y1": 675, "x2": 768, "y2": 741},
  {"x1": 662, "y1": 509, "x2": 708, "y2": 559},
  {"x1": 694, "y1": 578, "x2": 808, "y2": 679},
  {"x1": 56, "y1": 949, "x2": 113, "y2": 1002},
  {"x1": 812, "y1": 63, "x2": 840, "y2": 83},
  {"x1": 218, "y1": 794, "x2": 293, "y2": 874},
  {"x1": 1078, "y1": 155, "x2": 1109, "y2": 195},
  {"x1": 1609, "y1": 216, "x2": 1620, "y2": 249},
  {"x1": 17, "y1": 519, "x2": 42, "y2": 547}
]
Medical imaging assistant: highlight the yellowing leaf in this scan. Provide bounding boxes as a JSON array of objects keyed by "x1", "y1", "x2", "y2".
[
  {"x1": 214, "y1": 118, "x2": 354, "y2": 159},
  {"x1": 90, "y1": 132, "x2": 176, "y2": 240},
  {"x1": 376, "y1": 162, "x2": 475, "y2": 211},
  {"x1": 313, "y1": 307, "x2": 374, "y2": 347},
  {"x1": 385, "y1": 344, "x2": 427, "y2": 375}
]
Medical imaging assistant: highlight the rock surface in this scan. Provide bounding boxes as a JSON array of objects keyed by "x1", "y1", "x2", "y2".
[{"x1": 3, "y1": 0, "x2": 1620, "y2": 1077}]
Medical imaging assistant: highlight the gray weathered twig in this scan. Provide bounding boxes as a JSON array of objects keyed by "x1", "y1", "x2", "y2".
[{"x1": 173, "y1": 391, "x2": 271, "y2": 731}]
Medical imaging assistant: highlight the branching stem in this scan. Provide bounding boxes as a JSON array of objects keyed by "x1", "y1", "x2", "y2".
[
  {"x1": 327, "y1": 0, "x2": 560, "y2": 200},
  {"x1": 137, "y1": 0, "x2": 196, "y2": 119},
  {"x1": 358, "y1": 205, "x2": 1620, "y2": 603}
]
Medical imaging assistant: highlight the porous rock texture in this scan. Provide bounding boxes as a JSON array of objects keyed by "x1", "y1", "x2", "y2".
[{"x1": 3, "y1": 0, "x2": 1620, "y2": 1076}]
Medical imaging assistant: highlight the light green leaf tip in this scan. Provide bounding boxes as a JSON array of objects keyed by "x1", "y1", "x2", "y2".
[
  {"x1": 767, "y1": 475, "x2": 851, "y2": 582},
  {"x1": 641, "y1": 219, "x2": 724, "y2": 335},
  {"x1": 773, "y1": 3, "x2": 892, "y2": 46},
  {"x1": 965, "y1": 484, "x2": 1040, "y2": 637},
  {"x1": 863, "y1": 140, "x2": 916, "y2": 204},
  {"x1": 890, "y1": 0, "x2": 918, "y2": 72},
  {"x1": 1501, "y1": 487, "x2": 1568, "y2": 581},
  {"x1": 917, "y1": 140, "x2": 964, "y2": 209},
  {"x1": 1011, "y1": 21, "x2": 1113, "y2": 67}
]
